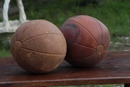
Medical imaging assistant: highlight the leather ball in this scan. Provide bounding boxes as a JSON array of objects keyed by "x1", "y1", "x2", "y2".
[
  {"x1": 60, "y1": 15, "x2": 110, "y2": 67},
  {"x1": 10, "y1": 20, "x2": 67, "y2": 73}
]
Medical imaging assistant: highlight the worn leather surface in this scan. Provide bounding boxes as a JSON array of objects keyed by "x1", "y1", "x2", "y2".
[
  {"x1": 10, "y1": 20, "x2": 67, "y2": 73},
  {"x1": 60, "y1": 15, "x2": 110, "y2": 67}
]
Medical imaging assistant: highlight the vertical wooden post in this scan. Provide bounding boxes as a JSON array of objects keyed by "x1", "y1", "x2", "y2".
[
  {"x1": 17, "y1": 0, "x2": 27, "y2": 23},
  {"x1": 3, "y1": 0, "x2": 10, "y2": 31}
]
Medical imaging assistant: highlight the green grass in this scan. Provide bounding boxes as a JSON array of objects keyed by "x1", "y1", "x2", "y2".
[
  {"x1": 9, "y1": 0, "x2": 130, "y2": 38},
  {"x1": 22, "y1": 0, "x2": 130, "y2": 39},
  {"x1": 0, "y1": 0, "x2": 130, "y2": 56},
  {"x1": 0, "y1": 33, "x2": 12, "y2": 57},
  {"x1": 0, "y1": 49, "x2": 11, "y2": 57}
]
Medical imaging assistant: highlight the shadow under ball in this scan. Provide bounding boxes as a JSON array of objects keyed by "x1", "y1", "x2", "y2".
[
  {"x1": 60, "y1": 15, "x2": 110, "y2": 67},
  {"x1": 10, "y1": 20, "x2": 67, "y2": 73}
]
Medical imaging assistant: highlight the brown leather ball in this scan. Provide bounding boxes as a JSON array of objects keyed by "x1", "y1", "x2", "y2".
[
  {"x1": 60, "y1": 15, "x2": 110, "y2": 67},
  {"x1": 10, "y1": 20, "x2": 67, "y2": 73}
]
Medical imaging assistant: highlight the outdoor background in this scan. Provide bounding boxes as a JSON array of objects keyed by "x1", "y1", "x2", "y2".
[
  {"x1": 0, "y1": 0, "x2": 129, "y2": 87},
  {"x1": 0, "y1": 0, "x2": 130, "y2": 57}
]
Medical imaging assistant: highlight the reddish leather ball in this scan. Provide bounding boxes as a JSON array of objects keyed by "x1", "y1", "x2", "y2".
[
  {"x1": 60, "y1": 15, "x2": 110, "y2": 67},
  {"x1": 10, "y1": 20, "x2": 67, "y2": 73}
]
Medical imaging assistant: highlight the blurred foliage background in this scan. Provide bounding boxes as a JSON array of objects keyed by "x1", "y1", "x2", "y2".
[
  {"x1": 0, "y1": 0, "x2": 130, "y2": 57},
  {"x1": 2, "y1": 0, "x2": 130, "y2": 37}
]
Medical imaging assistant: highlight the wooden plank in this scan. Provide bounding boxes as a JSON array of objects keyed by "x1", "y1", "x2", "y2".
[{"x1": 0, "y1": 51, "x2": 130, "y2": 87}]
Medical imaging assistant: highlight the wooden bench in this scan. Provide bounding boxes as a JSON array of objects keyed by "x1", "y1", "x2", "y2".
[{"x1": 0, "y1": 51, "x2": 130, "y2": 87}]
